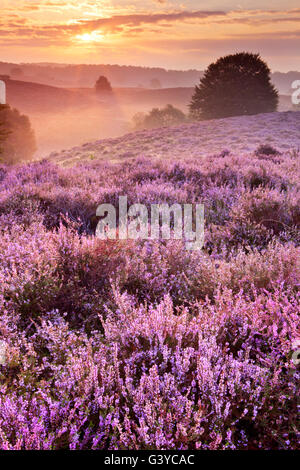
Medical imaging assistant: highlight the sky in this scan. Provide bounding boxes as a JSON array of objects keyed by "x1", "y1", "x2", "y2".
[{"x1": 0, "y1": 0, "x2": 299, "y2": 71}]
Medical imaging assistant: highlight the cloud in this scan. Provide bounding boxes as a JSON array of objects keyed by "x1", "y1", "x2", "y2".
[
  {"x1": 65, "y1": 10, "x2": 227, "y2": 34},
  {"x1": 0, "y1": 9, "x2": 229, "y2": 42},
  {"x1": 0, "y1": 5, "x2": 300, "y2": 73},
  {"x1": 2, "y1": 7, "x2": 300, "y2": 41}
]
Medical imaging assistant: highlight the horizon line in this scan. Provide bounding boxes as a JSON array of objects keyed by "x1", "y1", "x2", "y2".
[{"x1": 1, "y1": 60, "x2": 299, "y2": 75}]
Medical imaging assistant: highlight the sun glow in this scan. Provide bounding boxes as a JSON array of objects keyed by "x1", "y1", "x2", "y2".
[{"x1": 76, "y1": 31, "x2": 104, "y2": 43}]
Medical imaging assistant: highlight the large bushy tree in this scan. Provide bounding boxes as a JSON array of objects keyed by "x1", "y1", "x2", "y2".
[
  {"x1": 190, "y1": 52, "x2": 279, "y2": 120},
  {"x1": 0, "y1": 104, "x2": 36, "y2": 164}
]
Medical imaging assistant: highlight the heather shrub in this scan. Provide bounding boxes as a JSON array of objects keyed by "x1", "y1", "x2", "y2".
[
  {"x1": 255, "y1": 144, "x2": 281, "y2": 157},
  {"x1": 242, "y1": 166, "x2": 289, "y2": 190},
  {"x1": 288, "y1": 190, "x2": 300, "y2": 227},
  {"x1": 0, "y1": 292, "x2": 298, "y2": 449},
  {"x1": 201, "y1": 185, "x2": 237, "y2": 224},
  {"x1": 229, "y1": 187, "x2": 295, "y2": 248},
  {"x1": 226, "y1": 242, "x2": 300, "y2": 294},
  {"x1": 116, "y1": 240, "x2": 219, "y2": 305},
  {"x1": 0, "y1": 189, "x2": 41, "y2": 218},
  {"x1": 0, "y1": 148, "x2": 299, "y2": 449}
]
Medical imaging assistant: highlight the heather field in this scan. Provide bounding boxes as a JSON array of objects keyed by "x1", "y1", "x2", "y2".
[
  {"x1": 49, "y1": 111, "x2": 300, "y2": 165},
  {"x1": 0, "y1": 118, "x2": 299, "y2": 450}
]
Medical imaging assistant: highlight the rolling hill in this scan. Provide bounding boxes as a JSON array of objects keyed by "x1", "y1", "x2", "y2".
[
  {"x1": 48, "y1": 110, "x2": 300, "y2": 166},
  {"x1": 1, "y1": 77, "x2": 298, "y2": 156}
]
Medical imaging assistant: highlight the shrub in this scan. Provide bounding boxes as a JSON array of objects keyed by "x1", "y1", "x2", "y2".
[
  {"x1": 255, "y1": 144, "x2": 281, "y2": 157},
  {"x1": 133, "y1": 104, "x2": 186, "y2": 130},
  {"x1": 0, "y1": 291, "x2": 298, "y2": 449},
  {"x1": 230, "y1": 187, "x2": 290, "y2": 235}
]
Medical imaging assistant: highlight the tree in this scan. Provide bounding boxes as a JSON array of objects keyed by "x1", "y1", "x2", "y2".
[
  {"x1": 0, "y1": 104, "x2": 36, "y2": 164},
  {"x1": 133, "y1": 104, "x2": 186, "y2": 130},
  {"x1": 0, "y1": 105, "x2": 11, "y2": 156},
  {"x1": 95, "y1": 75, "x2": 112, "y2": 93},
  {"x1": 150, "y1": 78, "x2": 162, "y2": 89},
  {"x1": 189, "y1": 52, "x2": 279, "y2": 120}
]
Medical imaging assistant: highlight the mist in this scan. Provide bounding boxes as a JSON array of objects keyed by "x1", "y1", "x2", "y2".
[
  {"x1": 3, "y1": 77, "x2": 193, "y2": 157},
  {"x1": 2, "y1": 68, "x2": 297, "y2": 158}
]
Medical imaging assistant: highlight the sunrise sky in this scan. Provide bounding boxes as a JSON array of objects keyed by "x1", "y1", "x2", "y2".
[{"x1": 0, "y1": 0, "x2": 299, "y2": 71}]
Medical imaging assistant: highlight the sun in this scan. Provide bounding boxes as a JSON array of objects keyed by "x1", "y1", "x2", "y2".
[{"x1": 76, "y1": 31, "x2": 104, "y2": 43}]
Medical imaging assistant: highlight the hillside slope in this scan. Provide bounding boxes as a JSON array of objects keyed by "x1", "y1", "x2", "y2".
[
  {"x1": 48, "y1": 111, "x2": 300, "y2": 166},
  {"x1": 4, "y1": 77, "x2": 90, "y2": 112},
  {"x1": 4, "y1": 78, "x2": 193, "y2": 113}
]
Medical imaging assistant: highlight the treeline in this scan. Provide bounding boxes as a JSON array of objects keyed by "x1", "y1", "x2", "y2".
[
  {"x1": 0, "y1": 61, "x2": 299, "y2": 92},
  {"x1": 0, "y1": 62, "x2": 201, "y2": 88}
]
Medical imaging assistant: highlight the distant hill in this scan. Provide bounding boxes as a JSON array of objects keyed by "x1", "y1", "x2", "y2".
[
  {"x1": 2, "y1": 78, "x2": 294, "y2": 115},
  {"x1": 3, "y1": 77, "x2": 92, "y2": 112},
  {"x1": 1, "y1": 61, "x2": 299, "y2": 93},
  {"x1": 0, "y1": 62, "x2": 201, "y2": 89},
  {"x1": 2, "y1": 77, "x2": 193, "y2": 116}
]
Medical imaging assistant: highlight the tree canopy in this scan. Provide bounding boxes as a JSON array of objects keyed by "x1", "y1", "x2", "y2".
[
  {"x1": 95, "y1": 75, "x2": 112, "y2": 93},
  {"x1": 190, "y1": 52, "x2": 279, "y2": 120},
  {"x1": 0, "y1": 104, "x2": 36, "y2": 164},
  {"x1": 133, "y1": 104, "x2": 186, "y2": 130}
]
